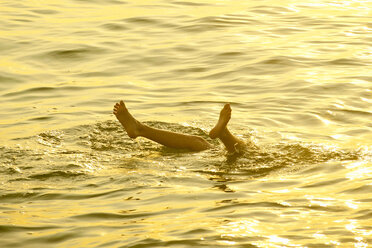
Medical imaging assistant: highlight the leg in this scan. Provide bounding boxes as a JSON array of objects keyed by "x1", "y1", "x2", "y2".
[
  {"x1": 209, "y1": 104, "x2": 245, "y2": 153},
  {"x1": 113, "y1": 101, "x2": 212, "y2": 151}
]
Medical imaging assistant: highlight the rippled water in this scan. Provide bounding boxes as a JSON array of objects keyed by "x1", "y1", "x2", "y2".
[{"x1": 1, "y1": 0, "x2": 371, "y2": 247}]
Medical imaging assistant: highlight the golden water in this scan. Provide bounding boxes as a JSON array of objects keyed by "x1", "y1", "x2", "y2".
[{"x1": 0, "y1": 0, "x2": 371, "y2": 247}]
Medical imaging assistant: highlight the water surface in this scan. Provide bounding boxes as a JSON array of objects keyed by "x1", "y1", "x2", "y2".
[{"x1": 1, "y1": 0, "x2": 371, "y2": 247}]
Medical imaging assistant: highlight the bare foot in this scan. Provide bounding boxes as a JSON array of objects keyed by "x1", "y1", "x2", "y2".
[
  {"x1": 113, "y1": 100, "x2": 142, "y2": 138},
  {"x1": 209, "y1": 103, "x2": 231, "y2": 139}
]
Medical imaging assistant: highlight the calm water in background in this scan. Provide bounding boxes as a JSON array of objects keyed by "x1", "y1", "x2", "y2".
[{"x1": 1, "y1": 0, "x2": 371, "y2": 247}]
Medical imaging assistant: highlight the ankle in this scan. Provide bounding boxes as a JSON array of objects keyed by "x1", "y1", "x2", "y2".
[
  {"x1": 136, "y1": 121, "x2": 146, "y2": 137},
  {"x1": 209, "y1": 130, "x2": 219, "y2": 139}
]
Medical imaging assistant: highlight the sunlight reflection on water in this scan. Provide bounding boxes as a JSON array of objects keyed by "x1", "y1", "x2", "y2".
[{"x1": 0, "y1": 0, "x2": 371, "y2": 247}]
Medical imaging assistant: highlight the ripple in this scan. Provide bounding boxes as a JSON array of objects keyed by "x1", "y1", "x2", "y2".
[
  {"x1": 29, "y1": 116, "x2": 53, "y2": 121},
  {"x1": 203, "y1": 201, "x2": 290, "y2": 213},
  {"x1": 28, "y1": 171, "x2": 88, "y2": 180},
  {"x1": 172, "y1": 1, "x2": 210, "y2": 7},
  {"x1": 71, "y1": 212, "x2": 153, "y2": 220},
  {"x1": 1, "y1": 85, "x2": 103, "y2": 98},
  {"x1": 300, "y1": 178, "x2": 347, "y2": 188},
  {"x1": 124, "y1": 17, "x2": 163, "y2": 26},
  {"x1": 0, "y1": 72, "x2": 23, "y2": 85},
  {"x1": 354, "y1": 210, "x2": 372, "y2": 220},
  {"x1": 73, "y1": 0, "x2": 126, "y2": 5},
  {"x1": 122, "y1": 238, "x2": 202, "y2": 248},
  {"x1": 0, "y1": 224, "x2": 58, "y2": 233},
  {"x1": 26, "y1": 232, "x2": 81, "y2": 245},
  {"x1": 267, "y1": 27, "x2": 307, "y2": 35},
  {"x1": 43, "y1": 47, "x2": 105, "y2": 61},
  {"x1": 0, "y1": 192, "x2": 40, "y2": 204},
  {"x1": 101, "y1": 22, "x2": 128, "y2": 31},
  {"x1": 340, "y1": 184, "x2": 372, "y2": 194},
  {"x1": 30, "y1": 9, "x2": 59, "y2": 15},
  {"x1": 179, "y1": 17, "x2": 231, "y2": 33},
  {"x1": 327, "y1": 58, "x2": 367, "y2": 66}
]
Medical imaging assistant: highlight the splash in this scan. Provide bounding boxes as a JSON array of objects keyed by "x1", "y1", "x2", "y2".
[{"x1": 1, "y1": 120, "x2": 365, "y2": 187}]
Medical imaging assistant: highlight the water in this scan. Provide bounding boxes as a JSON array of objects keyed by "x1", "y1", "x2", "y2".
[{"x1": 1, "y1": 0, "x2": 371, "y2": 247}]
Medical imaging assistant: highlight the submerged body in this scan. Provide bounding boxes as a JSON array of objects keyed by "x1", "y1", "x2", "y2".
[{"x1": 113, "y1": 101, "x2": 245, "y2": 153}]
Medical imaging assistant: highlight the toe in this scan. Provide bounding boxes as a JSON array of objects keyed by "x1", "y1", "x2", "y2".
[{"x1": 222, "y1": 104, "x2": 231, "y2": 112}]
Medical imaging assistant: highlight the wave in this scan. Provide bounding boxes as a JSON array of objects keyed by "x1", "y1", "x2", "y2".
[
  {"x1": 28, "y1": 171, "x2": 87, "y2": 180},
  {"x1": 41, "y1": 45, "x2": 108, "y2": 62},
  {"x1": 0, "y1": 186, "x2": 140, "y2": 203},
  {"x1": 0, "y1": 224, "x2": 58, "y2": 234}
]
